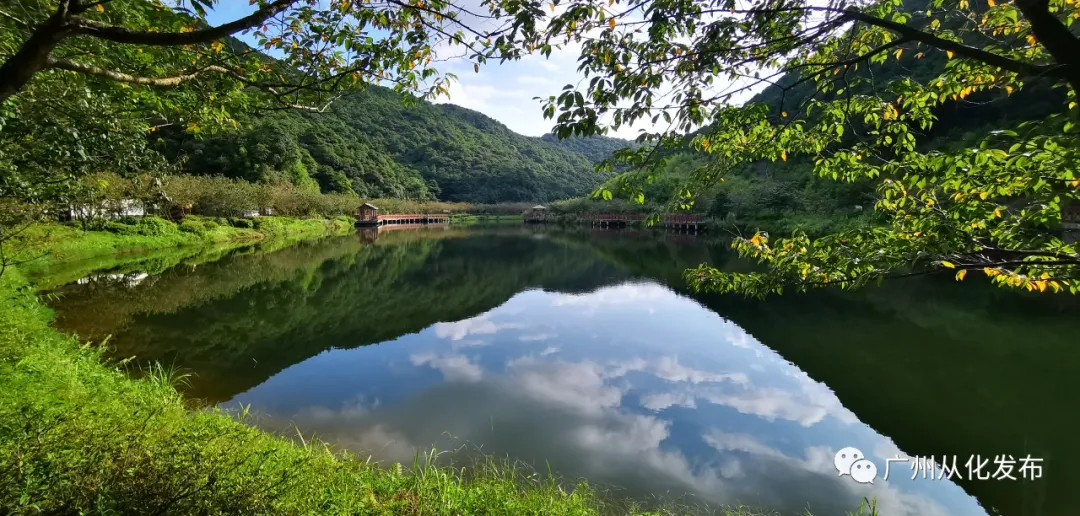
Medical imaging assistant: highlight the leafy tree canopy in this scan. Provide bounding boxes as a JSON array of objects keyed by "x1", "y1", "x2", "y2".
[
  {"x1": 497, "y1": 0, "x2": 1080, "y2": 296},
  {"x1": 0, "y1": 0, "x2": 510, "y2": 202},
  {"x1": 2, "y1": 0, "x2": 631, "y2": 205}
]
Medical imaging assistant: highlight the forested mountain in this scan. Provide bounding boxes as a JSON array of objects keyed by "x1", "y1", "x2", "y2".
[
  {"x1": 156, "y1": 88, "x2": 633, "y2": 203},
  {"x1": 538, "y1": 134, "x2": 636, "y2": 163}
]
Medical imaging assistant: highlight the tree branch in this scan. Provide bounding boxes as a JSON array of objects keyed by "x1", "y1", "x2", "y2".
[
  {"x1": 45, "y1": 56, "x2": 238, "y2": 86},
  {"x1": 841, "y1": 7, "x2": 1068, "y2": 81},
  {"x1": 45, "y1": 57, "x2": 345, "y2": 111},
  {"x1": 71, "y1": 0, "x2": 297, "y2": 46},
  {"x1": 69, "y1": 0, "x2": 115, "y2": 16},
  {"x1": 1012, "y1": 0, "x2": 1080, "y2": 91}
]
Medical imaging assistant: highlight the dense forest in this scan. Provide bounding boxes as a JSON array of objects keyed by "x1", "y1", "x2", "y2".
[
  {"x1": 538, "y1": 133, "x2": 635, "y2": 163},
  {"x1": 154, "y1": 88, "x2": 629, "y2": 203}
]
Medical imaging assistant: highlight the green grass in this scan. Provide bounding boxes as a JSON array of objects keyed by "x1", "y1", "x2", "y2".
[
  {"x1": 0, "y1": 269, "x2": 666, "y2": 515},
  {"x1": 10, "y1": 215, "x2": 355, "y2": 278},
  {"x1": 0, "y1": 220, "x2": 872, "y2": 515},
  {"x1": 450, "y1": 214, "x2": 525, "y2": 226}
]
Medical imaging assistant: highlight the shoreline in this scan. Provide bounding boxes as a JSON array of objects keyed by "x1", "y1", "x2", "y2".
[{"x1": 0, "y1": 216, "x2": 785, "y2": 515}]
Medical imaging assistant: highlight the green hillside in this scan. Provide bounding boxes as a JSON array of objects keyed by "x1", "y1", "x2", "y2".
[
  {"x1": 156, "y1": 88, "x2": 631, "y2": 203},
  {"x1": 538, "y1": 133, "x2": 635, "y2": 163}
]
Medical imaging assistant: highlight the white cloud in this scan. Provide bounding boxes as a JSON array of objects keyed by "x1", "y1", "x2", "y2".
[
  {"x1": 450, "y1": 339, "x2": 491, "y2": 350},
  {"x1": 433, "y1": 313, "x2": 524, "y2": 341},
  {"x1": 720, "y1": 319, "x2": 760, "y2": 350},
  {"x1": 702, "y1": 387, "x2": 832, "y2": 427},
  {"x1": 873, "y1": 439, "x2": 906, "y2": 462},
  {"x1": 550, "y1": 283, "x2": 676, "y2": 314},
  {"x1": 704, "y1": 430, "x2": 789, "y2": 460},
  {"x1": 507, "y1": 356, "x2": 625, "y2": 415},
  {"x1": 510, "y1": 354, "x2": 749, "y2": 415},
  {"x1": 519, "y1": 332, "x2": 556, "y2": 342},
  {"x1": 601, "y1": 356, "x2": 648, "y2": 377},
  {"x1": 641, "y1": 391, "x2": 697, "y2": 411},
  {"x1": 249, "y1": 351, "x2": 975, "y2": 516},
  {"x1": 652, "y1": 356, "x2": 750, "y2": 385},
  {"x1": 514, "y1": 74, "x2": 562, "y2": 87},
  {"x1": 641, "y1": 367, "x2": 858, "y2": 427},
  {"x1": 702, "y1": 431, "x2": 957, "y2": 516},
  {"x1": 293, "y1": 393, "x2": 380, "y2": 424},
  {"x1": 410, "y1": 352, "x2": 484, "y2": 382}
]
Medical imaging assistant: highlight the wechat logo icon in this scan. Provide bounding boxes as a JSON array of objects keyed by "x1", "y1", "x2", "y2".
[{"x1": 835, "y1": 447, "x2": 878, "y2": 484}]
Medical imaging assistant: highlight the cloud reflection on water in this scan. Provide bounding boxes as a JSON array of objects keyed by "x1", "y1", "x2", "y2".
[{"x1": 234, "y1": 282, "x2": 985, "y2": 515}]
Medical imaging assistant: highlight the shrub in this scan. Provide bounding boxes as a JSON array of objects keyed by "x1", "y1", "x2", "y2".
[
  {"x1": 60, "y1": 174, "x2": 539, "y2": 223},
  {"x1": 101, "y1": 221, "x2": 136, "y2": 235},
  {"x1": 468, "y1": 202, "x2": 534, "y2": 215},
  {"x1": 99, "y1": 217, "x2": 177, "y2": 237},
  {"x1": 364, "y1": 198, "x2": 470, "y2": 215},
  {"x1": 229, "y1": 218, "x2": 255, "y2": 229},
  {"x1": 132, "y1": 216, "x2": 176, "y2": 237},
  {"x1": 550, "y1": 197, "x2": 650, "y2": 214},
  {"x1": 178, "y1": 220, "x2": 206, "y2": 234},
  {"x1": 251, "y1": 217, "x2": 284, "y2": 232}
]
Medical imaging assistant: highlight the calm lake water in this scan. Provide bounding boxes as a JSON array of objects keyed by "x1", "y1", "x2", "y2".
[{"x1": 45, "y1": 226, "x2": 1080, "y2": 515}]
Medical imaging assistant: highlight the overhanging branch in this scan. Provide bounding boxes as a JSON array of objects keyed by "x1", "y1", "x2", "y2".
[
  {"x1": 45, "y1": 56, "x2": 346, "y2": 111},
  {"x1": 71, "y1": 0, "x2": 297, "y2": 46},
  {"x1": 46, "y1": 56, "x2": 238, "y2": 86},
  {"x1": 841, "y1": 7, "x2": 1067, "y2": 80}
]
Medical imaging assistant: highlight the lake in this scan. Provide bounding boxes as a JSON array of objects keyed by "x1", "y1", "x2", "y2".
[{"x1": 44, "y1": 225, "x2": 1080, "y2": 515}]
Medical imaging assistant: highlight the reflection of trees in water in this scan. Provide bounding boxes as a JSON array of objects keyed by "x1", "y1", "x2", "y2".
[
  {"x1": 702, "y1": 282, "x2": 1080, "y2": 516},
  {"x1": 49, "y1": 238, "x2": 372, "y2": 342},
  {"x1": 47, "y1": 227, "x2": 1080, "y2": 515},
  {"x1": 49, "y1": 229, "x2": 630, "y2": 404}
]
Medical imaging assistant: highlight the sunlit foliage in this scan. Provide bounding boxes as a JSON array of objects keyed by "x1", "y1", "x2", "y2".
[{"x1": 491, "y1": 0, "x2": 1080, "y2": 295}]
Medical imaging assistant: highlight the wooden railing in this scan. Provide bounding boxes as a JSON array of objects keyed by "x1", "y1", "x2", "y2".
[
  {"x1": 355, "y1": 213, "x2": 451, "y2": 225},
  {"x1": 583, "y1": 213, "x2": 647, "y2": 223},
  {"x1": 583, "y1": 213, "x2": 701, "y2": 224},
  {"x1": 660, "y1": 214, "x2": 700, "y2": 224},
  {"x1": 377, "y1": 213, "x2": 450, "y2": 223},
  {"x1": 524, "y1": 212, "x2": 703, "y2": 226}
]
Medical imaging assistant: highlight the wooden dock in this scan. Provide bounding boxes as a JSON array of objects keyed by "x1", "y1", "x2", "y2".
[
  {"x1": 524, "y1": 212, "x2": 704, "y2": 231},
  {"x1": 355, "y1": 213, "x2": 451, "y2": 227}
]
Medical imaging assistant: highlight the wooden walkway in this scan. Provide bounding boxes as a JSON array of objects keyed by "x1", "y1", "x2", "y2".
[
  {"x1": 525, "y1": 212, "x2": 704, "y2": 230},
  {"x1": 356, "y1": 213, "x2": 451, "y2": 227}
]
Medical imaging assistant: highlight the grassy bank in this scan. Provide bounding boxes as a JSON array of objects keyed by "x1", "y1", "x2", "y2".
[
  {"x1": 0, "y1": 220, "x2": 795, "y2": 515},
  {"x1": 0, "y1": 268, "x2": 625, "y2": 514},
  {"x1": 450, "y1": 214, "x2": 525, "y2": 226},
  {"x1": 10, "y1": 215, "x2": 354, "y2": 278}
]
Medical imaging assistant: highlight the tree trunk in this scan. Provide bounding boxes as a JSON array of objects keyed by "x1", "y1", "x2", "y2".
[
  {"x1": 1015, "y1": 0, "x2": 1080, "y2": 94},
  {"x1": 0, "y1": 8, "x2": 73, "y2": 104}
]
